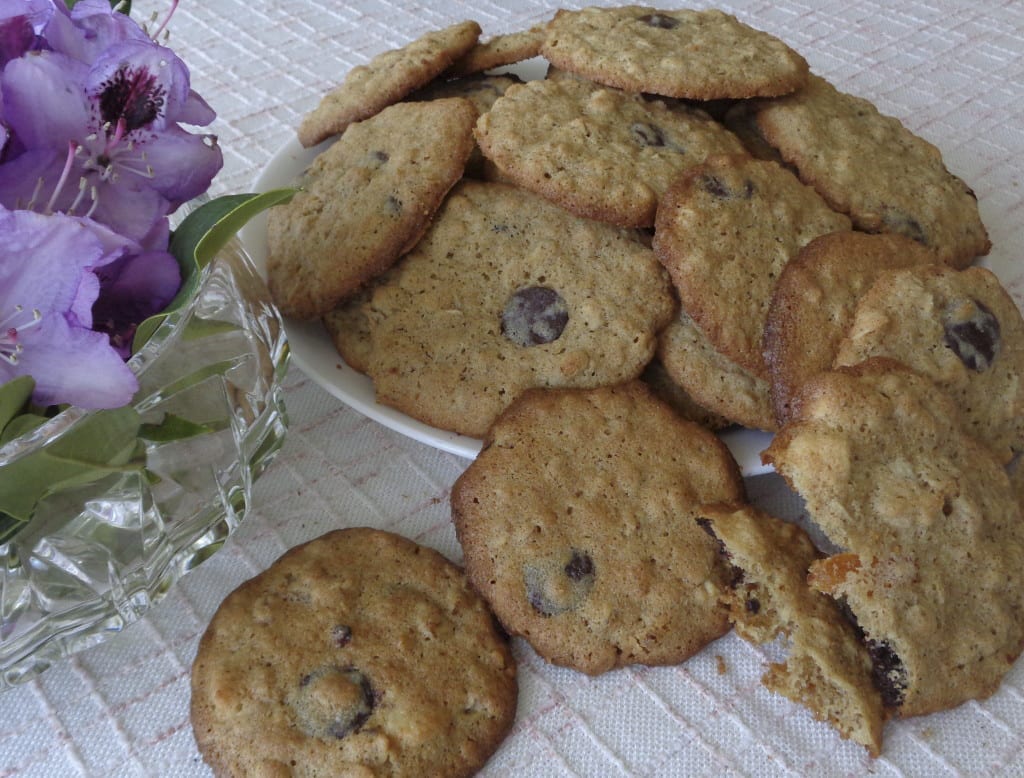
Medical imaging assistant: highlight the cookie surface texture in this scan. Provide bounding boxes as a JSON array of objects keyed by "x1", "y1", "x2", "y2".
[
  {"x1": 451, "y1": 382, "x2": 745, "y2": 675},
  {"x1": 268, "y1": 98, "x2": 477, "y2": 320},
  {"x1": 755, "y1": 74, "x2": 990, "y2": 268},
  {"x1": 190, "y1": 527, "x2": 517, "y2": 778},
  {"x1": 475, "y1": 77, "x2": 747, "y2": 227},
  {"x1": 764, "y1": 231, "x2": 937, "y2": 424},
  {"x1": 834, "y1": 264, "x2": 1024, "y2": 463},
  {"x1": 297, "y1": 20, "x2": 481, "y2": 147},
  {"x1": 540, "y1": 6, "x2": 808, "y2": 100},
  {"x1": 365, "y1": 180, "x2": 676, "y2": 438},
  {"x1": 699, "y1": 504, "x2": 886, "y2": 756},
  {"x1": 764, "y1": 361, "x2": 1024, "y2": 717},
  {"x1": 653, "y1": 154, "x2": 851, "y2": 378},
  {"x1": 657, "y1": 308, "x2": 776, "y2": 431}
]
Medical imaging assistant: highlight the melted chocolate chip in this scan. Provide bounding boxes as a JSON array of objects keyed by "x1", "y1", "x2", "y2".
[
  {"x1": 525, "y1": 549, "x2": 596, "y2": 617},
  {"x1": 943, "y1": 298, "x2": 1001, "y2": 372},
  {"x1": 638, "y1": 13, "x2": 679, "y2": 29},
  {"x1": 371, "y1": 150, "x2": 390, "y2": 164},
  {"x1": 881, "y1": 209, "x2": 927, "y2": 245},
  {"x1": 292, "y1": 666, "x2": 376, "y2": 740},
  {"x1": 501, "y1": 286, "x2": 569, "y2": 347},
  {"x1": 867, "y1": 639, "x2": 907, "y2": 708},
  {"x1": 700, "y1": 174, "x2": 755, "y2": 199},
  {"x1": 745, "y1": 597, "x2": 761, "y2": 614},
  {"x1": 564, "y1": 551, "x2": 594, "y2": 581},
  {"x1": 631, "y1": 122, "x2": 667, "y2": 148}
]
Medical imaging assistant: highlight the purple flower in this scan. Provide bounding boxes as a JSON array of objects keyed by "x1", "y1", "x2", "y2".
[
  {"x1": 0, "y1": 0, "x2": 51, "y2": 66},
  {"x1": 43, "y1": 0, "x2": 150, "y2": 64},
  {"x1": 92, "y1": 217, "x2": 181, "y2": 357},
  {"x1": 0, "y1": 205, "x2": 140, "y2": 409},
  {"x1": 0, "y1": 7, "x2": 221, "y2": 240}
]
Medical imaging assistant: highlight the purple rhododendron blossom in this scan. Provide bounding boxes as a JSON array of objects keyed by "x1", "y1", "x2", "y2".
[
  {"x1": 93, "y1": 216, "x2": 181, "y2": 358},
  {"x1": 0, "y1": 2, "x2": 221, "y2": 240},
  {"x1": 0, "y1": 0, "x2": 51, "y2": 66},
  {"x1": 0, "y1": 0, "x2": 224, "y2": 412},
  {"x1": 43, "y1": 0, "x2": 149, "y2": 64},
  {"x1": 0, "y1": 205, "x2": 140, "y2": 409}
]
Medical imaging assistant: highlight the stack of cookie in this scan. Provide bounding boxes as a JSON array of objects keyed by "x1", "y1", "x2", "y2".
[{"x1": 203, "y1": 4, "x2": 1024, "y2": 770}]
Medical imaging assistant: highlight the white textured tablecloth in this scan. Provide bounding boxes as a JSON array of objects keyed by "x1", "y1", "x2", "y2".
[{"x1": 4, "y1": 1, "x2": 1024, "y2": 775}]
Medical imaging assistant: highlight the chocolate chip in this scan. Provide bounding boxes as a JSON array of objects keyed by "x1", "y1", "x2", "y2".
[
  {"x1": 332, "y1": 624, "x2": 352, "y2": 647},
  {"x1": 943, "y1": 298, "x2": 1001, "y2": 372},
  {"x1": 292, "y1": 666, "x2": 376, "y2": 740},
  {"x1": 638, "y1": 13, "x2": 679, "y2": 29},
  {"x1": 631, "y1": 122, "x2": 667, "y2": 148},
  {"x1": 524, "y1": 549, "x2": 596, "y2": 617},
  {"x1": 700, "y1": 174, "x2": 754, "y2": 199},
  {"x1": 371, "y1": 150, "x2": 389, "y2": 164},
  {"x1": 501, "y1": 286, "x2": 569, "y2": 346},
  {"x1": 881, "y1": 208, "x2": 928, "y2": 245},
  {"x1": 564, "y1": 551, "x2": 594, "y2": 581},
  {"x1": 866, "y1": 639, "x2": 907, "y2": 708},
  {"x1": 385, "y1": 194, "x2": 402, "y2": 215},
  {"x1": 745, "y1": 597, "x2": 761, "y2": 614}
]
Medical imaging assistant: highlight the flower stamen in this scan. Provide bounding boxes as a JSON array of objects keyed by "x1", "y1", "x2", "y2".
[
  {"x1": 44, "y1": 142, "x2": 80, "y2": 215},
  {"x1": 148, "y1": 0, "x2": 179, "y2": 43},
  {"x1": 0, "y1": 305, "x2": 43, "y2": 366}
]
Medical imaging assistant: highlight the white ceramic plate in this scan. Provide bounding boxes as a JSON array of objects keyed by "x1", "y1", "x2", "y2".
[{"x1": 240, "y1": 132, "x2": 775, "y2": 473}]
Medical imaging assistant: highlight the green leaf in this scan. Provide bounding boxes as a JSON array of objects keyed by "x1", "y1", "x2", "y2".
[
  {"x1": 138, "y1": 413, "x2": 220, "y2": 442},
  {"x1": 0, "y1": 376, "x2": 34, "y2": 434},
  {"x1": 0, "y1": 413, "x2": 48, "y2": 446},
  {"x1": 0, "y1": 406, "x2": 142, "y2": 521},
  {"x1": 131, "y1": 188, "x2": 296, "y2": 353}
]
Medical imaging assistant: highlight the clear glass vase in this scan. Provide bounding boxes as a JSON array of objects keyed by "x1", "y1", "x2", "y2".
[{"x1": 0, "y1": 236, "x2": 289, "y2": 689}]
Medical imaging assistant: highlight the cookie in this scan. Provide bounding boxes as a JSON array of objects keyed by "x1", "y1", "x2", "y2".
[
  {"x1": 364, "y1": 180, "x2": 676, "y2": 438},
  {"x1": 764, "y1": 231, "x2": 937, "y2": 424},
  {"x1": 297, "y1": 20, "x2": 481, "y2": 147},
  {"x1": 754, "y1": 74, "x2": 990, "y2": 268},
  {"x1": 833, "y1": 264, "x2": 1024, "y2": 463},
  {"x1": 540, "y1": 7, "x2": 808, "y2": 100},
  {"x1": 653, "y1": 153, "x2": 852, "y2": 378},
  {"x1": 446, "y1": 24, "x2": 546, "y2": 77},
  {"x1": 268, "y1": 98, "x2": 476, "y2": 320},
  {"x1": 475, "y1": 77, "x2": 747, "y2": 228},
  {"x1": 699, "y1": 503, "x2": 886, "y2": 756},
  {"x1": 763, "y1": 360, "x2": 1024, "y2": 717},
  {"x1": 656, "y1": 307, "x2": 776, "y2": 431},
  {"x1": 640, "y1": 356, "x2": 732, "y2": 431},
  {"x1": 321, "y1": 268, "x2": 399, "y2": 375},
  {"x1": 451, "y1": 381, "x2": 745, "y2": 675},
  {"x1": 190, "y1": 527, "x2": 517, "y2": 777},
  {"x1": 405, "y1": 73, "x2": 522, "y2": 179}
]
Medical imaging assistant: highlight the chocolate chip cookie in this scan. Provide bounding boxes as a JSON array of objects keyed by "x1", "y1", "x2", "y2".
[
  {"x1": 764, "y1": 360, "x2": 1024, "y2": 717},
  {"x1": 452, "y1": 381, "x2": 745, "y2": 675},
  {"x1": 833, "y1": 264, "x2": 1024, "y2": 463},
  {"x1": 297, "y1": 20, "x2": 481, "y2": 147},
  {"x1": 754, "y1": 74, "x2": 990, "y2": 268},
  {"x1": 268, "y1": 97, "x2": 476, "y2": 320},
  {"x1": 475, "y1": 77, "x2": 747, "y2": 227},
  {"x1": 653, "y1": 153, "x2": 851, "y2": 378},
  {"x1": 699, "y1": 503, "x2": 886, "y2": 756},
  {"x1": 540, "y1": 6, "x2": 808, "y2": 99},
  {"x1": 364, "y1": 180, "x2": 675, "y2": 438},
  {"x1": 764, "y1": 230, "x2": 937, "y2": 424},
  {"x1": 190, "y1": 527, "x2": 517, "y2": 777}
]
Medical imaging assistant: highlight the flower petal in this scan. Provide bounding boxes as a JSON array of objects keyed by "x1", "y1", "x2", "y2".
[
  {"x1": 1, "y1": 51, "x2": 90, "y2": 148},
  {"x1": 14, "y1": 319, "x2": 138, "y2": 409},
  {"x1": 132, "y1": 126, "x2": 222, "y2": 207}
]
